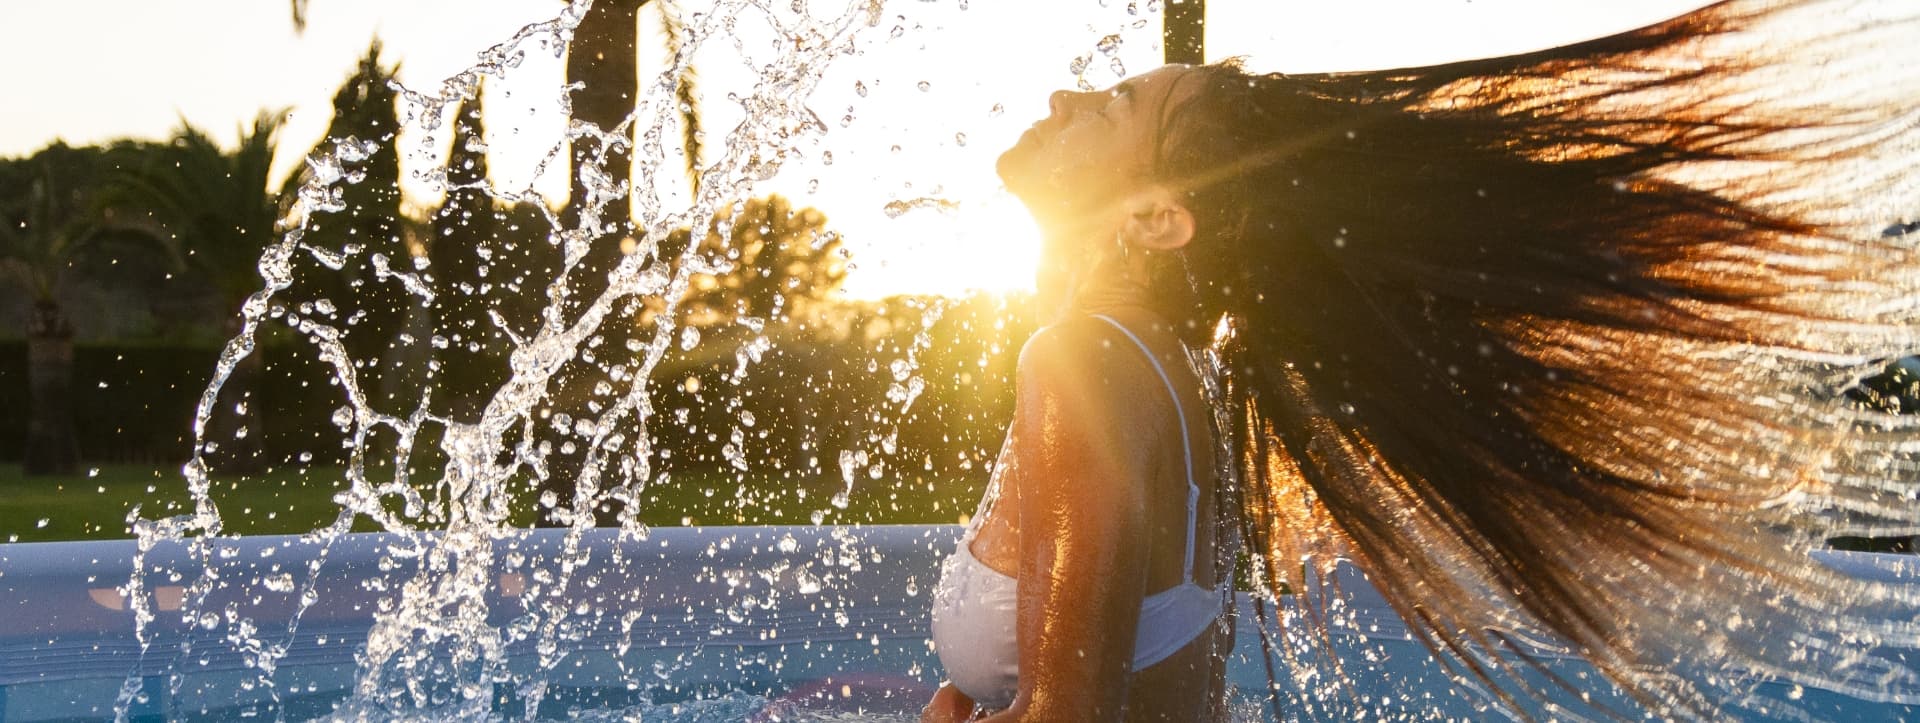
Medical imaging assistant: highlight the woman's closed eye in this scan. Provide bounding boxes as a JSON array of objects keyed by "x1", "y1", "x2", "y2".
[{"x1": 1098, "y1": 82, "x2": 1137, "y2": 120}]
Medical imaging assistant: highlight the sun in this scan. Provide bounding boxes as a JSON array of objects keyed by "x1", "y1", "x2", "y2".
[
  {"x1": 838, "y1": 191, "x2": 1043, "y2": 299},
  {"x1": 946, "y1": 193, "x2": 1044, "y2": 295}
]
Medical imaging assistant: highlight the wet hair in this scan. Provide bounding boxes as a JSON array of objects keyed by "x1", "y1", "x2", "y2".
[{"x1": 1137, "y1": 0, "x2": 1920, "y2": 716}]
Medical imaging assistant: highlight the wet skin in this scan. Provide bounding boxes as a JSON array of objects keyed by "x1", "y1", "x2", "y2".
[{"x1": 924, "y1": 66, "x2": 1232, "y2": 723}]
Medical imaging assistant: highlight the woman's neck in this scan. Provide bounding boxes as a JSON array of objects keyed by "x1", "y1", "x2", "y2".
[{"x1": 1067, "y1": 243, "x2": 1162, "y2": 320}]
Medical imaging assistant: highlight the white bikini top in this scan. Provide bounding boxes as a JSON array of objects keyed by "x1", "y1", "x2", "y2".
[{"x1": 929, "y1": 314, "x2": 1231, "y2": 711}]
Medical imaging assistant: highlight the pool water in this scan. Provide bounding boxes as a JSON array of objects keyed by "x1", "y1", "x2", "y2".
[{"x1": 1, "y1": 526, "x2": 1914, "y2": 721}]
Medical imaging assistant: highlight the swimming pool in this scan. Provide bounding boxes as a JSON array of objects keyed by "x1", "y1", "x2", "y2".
[{"x1": 0, "y1": 526, "x2": 1913, "y2": 721}]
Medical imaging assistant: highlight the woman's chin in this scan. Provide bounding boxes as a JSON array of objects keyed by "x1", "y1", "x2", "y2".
[{"x1": 994, "y1": 145, "x2": 1028, "y2": 189}]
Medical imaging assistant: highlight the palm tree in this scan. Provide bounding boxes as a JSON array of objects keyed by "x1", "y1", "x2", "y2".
[
  {"x1": 1164, "y1": 0, "x2": 1205, "y2": 64},
  {"x1": 289, "y1": 0, "x2": 311, "y2": 31},
  {"x1": 563, "y1": 0, "x2": 706, "y2": 224},
  {"x1": 0, "y1": 143, "x2": 112, "y2": 474},
  {"x1": 106, "y1": 119, "x2": 283, "y2": 314},
  {"x1": 569, "y1": 0, "x2": 643, "y2": 235},
  {"x1": 100, "y1": 116, "x2": 285, "y2": 471}
]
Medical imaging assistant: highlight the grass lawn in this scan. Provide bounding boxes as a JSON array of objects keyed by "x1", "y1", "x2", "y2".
[
  {"x1": 0, "y1": 464, "x2": 379, "y2": 543},
  {"x1": 0, "y1": 463, "x2": 977, "y2": 544}
]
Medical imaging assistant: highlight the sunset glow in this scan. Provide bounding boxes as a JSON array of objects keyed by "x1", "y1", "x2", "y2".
[{"x1": 0, "y1": 0, "x2": 1711, "y2": 300}]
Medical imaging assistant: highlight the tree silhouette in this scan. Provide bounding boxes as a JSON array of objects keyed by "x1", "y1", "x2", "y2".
[
  {"x1": 301, "y1": 40, "x2": 404, "y2": 258},
  {"x1": 287, "y1": 41, "x2": 418, "y2": 410},
  {"x1": 99, "y1": 115, "x2": 285, "y2": 471},
  {"x1": 0, "y1": 143, "x2": 113, "y2": 474},
  {"x1": 565, "y1": 0, "x2": 705, "y2": 221},
  {"x1": 425, "y1": 91, "x2": 562, "y2": 423},
  {"x1": 1163, "y1": 0, "x2": 1205, "y2": 64},
  {"x1": 558, "y1": 0, "x2": 707, "y2": 383},
  {"x1": 103, "y1": 118, "x2": 282, "y2": 314},
  {"x1": 282, "y1": 1, "x2": 702, "y2": 221},
  {"x1": 288, "y1": 0, "x2": 311, "y2": 32}
]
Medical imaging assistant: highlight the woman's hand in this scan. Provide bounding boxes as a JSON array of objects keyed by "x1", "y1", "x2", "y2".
[{"x1": 921, "y1": 682, "x2": 977, "y2": 723}]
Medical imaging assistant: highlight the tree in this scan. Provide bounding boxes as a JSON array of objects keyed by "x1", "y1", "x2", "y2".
[
  {"x1": 564, "y1": 0, "x2": 704, "y2": 222},
  {"x1": 425, "y1": 92, "x2": 562, "y2": 423},
  {"x1": 105, "y1": 119, "x2": 283, "y2": 318},
  {"x1": 645, "y1": 195, "x2": 846, "y2": 329},
  {"x1": 99, "y1": 116, "x2": 286, "y2": 471},
  {"x1": 288, "y1": 0, "x2": 311, "y2": 31},
  {"x1": 1163, "y1": 0, "x2": 1205, "y2": 64},
  {"x1": 290, "y1": 41, "x2": 419, "y2": 408},
  {"x1": 0, "y1": 143, "x2": 115, "y2": 474},
  {"x1": 283, "y1": 1, "x2": 701, "y2": 219}
]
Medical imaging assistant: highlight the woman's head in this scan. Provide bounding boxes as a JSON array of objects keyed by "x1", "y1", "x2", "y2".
[
  {"x1": 998, "y1": 64, "x2": 1229, "y2": 319},
  {"x1": 996, "y1": 65, "x2": 1207, "y2": 220},
  {"x1": 997, "y1": 61, "x2": 1307, "y2": 335}
]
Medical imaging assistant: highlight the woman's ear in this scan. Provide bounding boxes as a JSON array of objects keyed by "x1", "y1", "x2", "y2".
[{"x1": 1119, "y1": 186, "x2": 1195, "y2": 252}]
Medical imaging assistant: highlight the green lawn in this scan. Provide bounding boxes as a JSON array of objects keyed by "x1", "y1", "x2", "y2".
[
  {"x1": 0, "y1": 464, "x2": 978, "y2": 543},
  {"x1": 0, "y1": 464, "x2": 375, "y2": 543}
]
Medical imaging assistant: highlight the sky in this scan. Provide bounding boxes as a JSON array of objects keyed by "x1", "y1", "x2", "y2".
[{"x1": 0, "y1": 0, "x2": 1710, "y2": 298}]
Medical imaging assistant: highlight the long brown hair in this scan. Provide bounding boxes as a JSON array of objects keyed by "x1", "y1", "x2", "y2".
[{"x1": 1146, "y1": 0, "x2": 1920, "y2": 716}]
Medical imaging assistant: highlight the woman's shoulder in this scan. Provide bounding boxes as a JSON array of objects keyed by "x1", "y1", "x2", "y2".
[
  {"x1": 1019, "y1": 316, "x2": 1128, "y2": 374},
  {"x1": 1016, "y1": 314, "x2": 1175, "y2": 406}
]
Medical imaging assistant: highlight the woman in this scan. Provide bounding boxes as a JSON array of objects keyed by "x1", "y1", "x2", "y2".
[
  {"x1": 926, "y1": 66, "x2": 1235, "y2": 723},
  {"x1": 927, "y1": 0, "x2": 1920, "y2": 720}
]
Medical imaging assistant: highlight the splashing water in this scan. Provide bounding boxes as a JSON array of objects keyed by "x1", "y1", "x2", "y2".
[
  {"x1": 95, "y1": 0, "x2": 1920, "y2": 720},
  {"x1": 114, "y1": 1, "x2": 923, "y2": 719}
]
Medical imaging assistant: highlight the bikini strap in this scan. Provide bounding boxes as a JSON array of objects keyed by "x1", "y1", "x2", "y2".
[{"x1": 1088, "y1": 314, "x2": 1200, "y2": 583}]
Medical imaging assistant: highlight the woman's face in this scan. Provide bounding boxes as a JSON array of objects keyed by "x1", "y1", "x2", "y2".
[{"x1": 998, "y1": 65, "x2": 1204, "y2": 314}]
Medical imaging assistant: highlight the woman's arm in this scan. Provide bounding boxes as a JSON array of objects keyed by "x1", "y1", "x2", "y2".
[{"x1": 984, "y1": 321, "x2": 1157, "y2": 722}]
